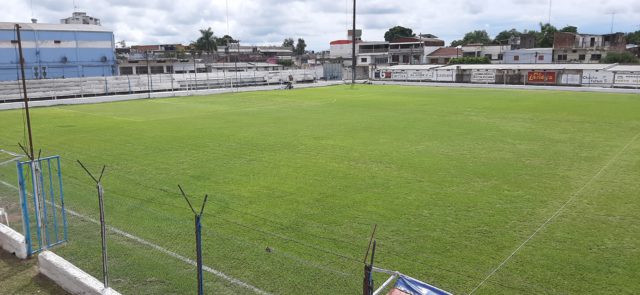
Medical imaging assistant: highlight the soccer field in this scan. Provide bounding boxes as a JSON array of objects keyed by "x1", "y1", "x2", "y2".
[{"x1": 0, "y1": 85, "x2": 639, "y2": 294}]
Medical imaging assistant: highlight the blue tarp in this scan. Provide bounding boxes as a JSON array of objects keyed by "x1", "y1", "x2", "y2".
[{"x1": 393, "y1": 275, "x2": 452, "y2": 295}]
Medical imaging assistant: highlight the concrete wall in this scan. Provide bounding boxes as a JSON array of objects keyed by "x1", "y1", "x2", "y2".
[
  {"x1": 0, "y1": 223, "x2": 27, "y2": 259},
  {"x1": 39, "y1": 251, "x2": 121, "y2": 295}
]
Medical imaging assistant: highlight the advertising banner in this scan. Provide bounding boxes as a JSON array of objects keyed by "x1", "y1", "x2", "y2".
[
  {"x1": 471, "y1": 70, "x2": 496, "y2": 83},
  {"x1": 527, "y1": 71, "x2": 556, "y2": 84},
  {"x1": 582, "y1": 70, "x2": 614, "y2": 85},
  {"x1": 614, "y1": 73, "x2": 640, "y2": 86}
]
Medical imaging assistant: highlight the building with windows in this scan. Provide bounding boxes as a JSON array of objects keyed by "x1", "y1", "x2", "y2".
[
  {"x1": 553, "y1": 32, "x2": 626, "y2": 63},
  {"x1": 502, "y1": 48, "x2": 553, "y2": 64},
  {"x1": 0, "y1": 21, "x2": 116, "y2": 81},
  {"x1": 388, "y1": 36, "x2": 445, "y2": 65},
  {"x1": 60, "y1": 12, "x2": 101, "y2": 25},
  {"x1": 426, "y1": 47, "x2": 462, "y2": 64},
  {"x1": 357, "y1": 41, "x2": 389, "y2": 66},
  {"x1": 462, "y1": 44, "x2": 511, "y2": 64}
]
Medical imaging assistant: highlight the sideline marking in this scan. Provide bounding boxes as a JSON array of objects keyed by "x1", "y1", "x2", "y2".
[
  {"x1": 0, "y1": 179, "x2": 271, "y2": 295},
  {"x1": 469, "y1": 131, "x2": 640, "y2": 294}
]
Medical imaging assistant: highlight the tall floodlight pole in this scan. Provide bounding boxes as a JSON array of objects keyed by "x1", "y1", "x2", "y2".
[
  {"x1": 77, "y1": 161, "x2": 109, "y2": 289},
  {"x1": 351, "y1": 0, "x2": 356, "y2": 84},
  {"x1": 547, "y1": 0, "x2": 552, "y2": 24},
  {"x1": 178, "y1": 185, "x2": 209, "y2": 295}
]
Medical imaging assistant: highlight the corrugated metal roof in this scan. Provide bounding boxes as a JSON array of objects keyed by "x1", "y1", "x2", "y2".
[
  {"x1": 0, "y1": 22, "x2": 112, "y2": 33},
  {"x1": 437, "y1": 63, "x2": 616, "y2": 70}
]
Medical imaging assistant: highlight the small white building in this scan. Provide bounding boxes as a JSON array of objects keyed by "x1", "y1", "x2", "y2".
[
  {"x1": 60, "y1": 12, "x2": 101, "y2": 25},
  {"x1": 462, "y1": 44, "x2": 511, "y2": 64},
  {"x1": 502, "y1": 48, "x2": 553, "y2": 64}
]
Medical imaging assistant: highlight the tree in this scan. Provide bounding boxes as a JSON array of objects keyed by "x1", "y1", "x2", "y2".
[
  {"x1": 295, "y1": 38, "x2": 307, "y2": 55},
  {"x1": 195, "y1": 27, "x2": 217, "y2": 53},
  {"x1": 216, "y1": 35, "x2": 237, "y2": 46},
  {"x1": 282, "y1": 38, "x2": 295, "y2": 48},
  {"x1": 450, "y1": 30, "x2": 492, "y2": 46},
  {"x1": 626, "y1": 30, "x2": 640, "y2": 45},
  {"x1": 384, "y1": 26, "x2": 415, "y2": 42},
  {"x1": 602, "y1": 52, "x2": 639, "y2": 64},
  {"x1": 560, "y1": 25, "x2": 578, "y2": 33},
  {"x1": 535, "y1": 23, "x2": 558, "y2": 48},
  {"x1": 493, "y1": 29, "x2": 521, "y2": 44}
]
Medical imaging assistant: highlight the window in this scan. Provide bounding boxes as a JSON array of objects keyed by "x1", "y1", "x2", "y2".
[
  {"x1": 166, "y1": 66, "x2": 173, "y2": 73},
  {"x1": 391, "y1": 55, "x2": 399, "y2": 62},
  {"x1": 402, "y1": 55, "x2": 409, "y2": 63},
  {"x1": 498, "y1": 54, "x2": 504, "y2": 60},
  {"x1": 590, "y1": 54, "x2": 601, "y2": 61},
  {"x1": 10, "y1": 40, "x2": 18, "y2": 44},
  {"x1": 120, "y1": 67, "x2": 133, "y2": 75},
  {"x1": 514, "y1": 55, "x2": 520, "y2": 61},
  {"x1": 578, "y1": 54, "x2": 586, "y2": 61},
  {"x1": 150, "y1": 66, "x2": 164, "y2": 74},
  {"x1": 429, "y1": 58, "x2": 438, "y2": 64},
  {"x1": 590, "y1": 37, "x2": 596, "y2": 47},
  {"x1": 538, "y1": 55, "x2": 544, "y2": 61},
  {"x1": 374, "y1": 57, "x2": 388, "y2": 64},
  {"x1": 360, "y1": 57, "x2": 367, "y2": 63},
  {"x1": 557, "y1": 54, "x2": 568, "y2": 61},
  {"x1": 444, "y1": 58, "x2": 450, "y2": 64},
  {"x1": 485, "y1": 54, "x2": 492, "y2": 59},
  {"x1": 54, "y1": 40, "x2": 62, "y2": 44},
  {"x1": 136, "y1": 66, "x2": 148, "y2": 74}
]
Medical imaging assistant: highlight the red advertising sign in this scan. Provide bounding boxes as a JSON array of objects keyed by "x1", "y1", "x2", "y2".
[{"x1": 527, "y1": 71, "x2": 556, "y2": 84}]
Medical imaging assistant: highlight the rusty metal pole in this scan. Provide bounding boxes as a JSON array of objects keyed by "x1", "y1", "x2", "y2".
[{"x1": 15, "y1": 24, "x2": 34, "y2": 160}]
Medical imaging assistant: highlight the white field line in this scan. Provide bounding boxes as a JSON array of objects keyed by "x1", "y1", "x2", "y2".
[
  {"x1": 0, "y1": 179, "x2": 271, "y2": 295},
  {"x1": 469, "y1": 131, "x2": 640, "y2": 294},
  {"x1": 0, "y1": 156, "x2": 22, "y2": 166},
  {"x1": 0, "y1": 149, "x2": 22, "y2": 157}
]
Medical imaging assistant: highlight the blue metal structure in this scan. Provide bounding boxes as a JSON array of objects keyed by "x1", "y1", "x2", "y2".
[
  {"x1": 16, "y1": 155, "x2": 67, "y2": 256},
  {"x1": 0, "y1": 22, "x2": 116, "y2": 81}
]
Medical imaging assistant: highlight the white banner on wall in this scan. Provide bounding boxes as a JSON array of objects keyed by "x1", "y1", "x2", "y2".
[
  {"x1": 434, "y1": 70, "x2": 455, "y2": 82},
  {"x1": 614, "y1": 73, "x2": 640, "y2": 86},
  {"x1": 561, "y1": 74, "x2": 581, "y2": 85},
  {"x1": 582, "y1": 70, "x2": 614, "y2": 85},
  {"x1": 470, "y1": 70, "x2": 496, "y2": 83}
]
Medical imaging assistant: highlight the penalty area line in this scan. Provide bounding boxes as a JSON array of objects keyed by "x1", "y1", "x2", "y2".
[
  {"x1": 0, "y1": 179, "x2": 271, "y2": 295},
  {"x1": 469, "y1": 131, "x2": 640, "y2": 294}
]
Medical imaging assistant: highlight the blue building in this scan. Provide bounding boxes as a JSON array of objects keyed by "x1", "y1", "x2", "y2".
[{"x1": 0, "y1": 22, "x2": 116, "y2": 81}]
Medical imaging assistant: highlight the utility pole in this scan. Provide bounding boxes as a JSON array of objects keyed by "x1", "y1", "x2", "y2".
[
  {"x1": 16, "y1": 24, "x2": 35, "y2": 160},
  {"x1": 145, "y1": 51, "x2": 151, "y2": 98},
  {"x1": 351, "y1": 0, "x2": 356, "y2": 84}
]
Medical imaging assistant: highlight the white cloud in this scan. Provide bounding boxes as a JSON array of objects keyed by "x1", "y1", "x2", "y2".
[{"x1": 5, "y1": 0, "x2": 640, "y2": 50}]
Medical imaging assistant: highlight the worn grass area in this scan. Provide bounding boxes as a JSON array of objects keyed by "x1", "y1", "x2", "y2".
[
  {"x1": 0, "y1": 85, "x2": 639, "y2": 294},
  {"x1": 0, "y1": 250, "x2": 67, "y2": 295}
]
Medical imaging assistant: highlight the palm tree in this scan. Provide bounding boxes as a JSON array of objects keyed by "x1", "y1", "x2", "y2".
[{"x1": 195, "y1": 27, "x2": 217, "y2": 53}]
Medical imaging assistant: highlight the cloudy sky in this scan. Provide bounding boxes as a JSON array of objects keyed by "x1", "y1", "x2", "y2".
[{"x1": 6, "y1": 0, "x2": 640, "y2": 50}]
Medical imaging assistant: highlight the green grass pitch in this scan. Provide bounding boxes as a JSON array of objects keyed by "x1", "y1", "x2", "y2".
[{"x1": 0, "y1": 85, "x2": 639, "y2": 294}]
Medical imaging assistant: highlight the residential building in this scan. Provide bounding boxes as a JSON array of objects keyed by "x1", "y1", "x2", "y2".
[
  {"x1": 462, "y1": 44, "x2": 511, "y2": 63},
  {"x1": 357, "y1": 41, "x2": 389, "y2": 66},
  {"x1": 553, "y1": 32, "x2": 626, "y2": 63},
  {"x1": 502, "y1": 48, "x2": 553, "y2": 64},
  {"x1": 0, "y1": 21, "x2": 116, "y2": 81},
  {"x1": 60, "y1": 12, "x2": 101, "y2": 25},
  {"x1": 427, "y1": 47, "x2": 462, "y2": 64},
  {"x1": 389, "y1": 36, "x2": 445, "y2": 65}
]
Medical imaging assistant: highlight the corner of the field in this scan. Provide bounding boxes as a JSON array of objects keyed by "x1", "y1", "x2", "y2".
[
  {"x1": 0, "y1": 223, "x2": 28, "y2": 259},
  {"x1": 38, "y1": 250, "x2": 123, "y2": 295}
]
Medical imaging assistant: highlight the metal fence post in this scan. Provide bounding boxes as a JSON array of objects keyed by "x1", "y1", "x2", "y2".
[
  {"x1": 178, "y1": 185, "x2": 208, "y2": 295},
  {"x1": 77, "y1": 161, "x2": 109, "y2": 289}
]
